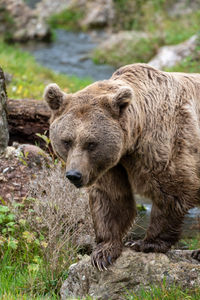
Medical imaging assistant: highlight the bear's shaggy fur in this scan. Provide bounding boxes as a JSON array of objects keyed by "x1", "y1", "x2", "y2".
[{"x1": 44, "y1": 63, "x2": 200, "y2": 270}]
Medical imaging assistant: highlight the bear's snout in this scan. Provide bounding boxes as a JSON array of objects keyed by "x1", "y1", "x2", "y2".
[{"x1": 66, "y1": 170, "x2": 83, "y2": 188}]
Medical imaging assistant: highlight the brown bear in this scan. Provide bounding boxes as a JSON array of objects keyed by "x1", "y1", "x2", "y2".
[{"x1": 44, "y1": 63, "x2": 200, "y2": 271}]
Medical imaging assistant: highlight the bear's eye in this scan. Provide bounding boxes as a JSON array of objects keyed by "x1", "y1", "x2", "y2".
[
  {"x1": 62, "y1": 140, "x2": 72, "y2": 150},
  {"x1": 87, "y1": 142, "x2": 98, "y2": 152}
]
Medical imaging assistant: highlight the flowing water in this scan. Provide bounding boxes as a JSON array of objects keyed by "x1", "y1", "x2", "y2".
[
  {"x1": 25, "y1": 0, "x2": 41, "y2": 9},
  {"x1": 133, "y1": 195, "x2": 200, "y2": 241},
  {"x1": 22, "y1": 29, "x2": 115, "y2": 81}
]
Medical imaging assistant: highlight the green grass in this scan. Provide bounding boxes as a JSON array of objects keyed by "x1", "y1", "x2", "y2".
[
  {"x1": 165, "y1": 55, "x2": 200, "y2": 74},
  {"x1": 0, "y1": 202, "x2": 71, "y2": 299},
  {"x1": 0, "y1": 40, "x2": 92, "y2": 100},
  {"x1": 113, "y1": 0, "x2": 200, "y2": 41},
  {"x1": 126, "y1": 282, "x2": 200, "y2": 299},
  {"x1": 164, "y1": 35, "x2": 200, "y2": 73},
  {"x1": 181, "y1": 234, "x2": 200, "y2": 251},
  {"x1": 92, "y1": 36, "x2": 161, "y2": 67},
  {"x1": 48, "y1": 8, "x2": 84, "y2": 32},
  {"x1": 0, "y1": 240, "x2": 60, "y2": 299}
]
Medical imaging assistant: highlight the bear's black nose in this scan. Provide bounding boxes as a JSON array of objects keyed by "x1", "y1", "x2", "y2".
[{"x1": 66, "y1": 170, "x2": 83, "y2": 188}]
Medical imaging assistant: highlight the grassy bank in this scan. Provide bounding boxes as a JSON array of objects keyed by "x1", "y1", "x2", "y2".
[
  {"x1": 0, "y1": 41, "x2": 92, "y2": 100},
  {"x1": 165, "y1": 54, "x2": 200, "y2": 74},
  {"x1": 92, "y1": 1, "x2": 200, "y2": 68}
]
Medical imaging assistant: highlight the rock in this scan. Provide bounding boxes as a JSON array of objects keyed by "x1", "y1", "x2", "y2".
[
  {"x1": 4, "y1": 144, "x2": 50, "y2": 166},
  {"x1": 76, "y1": 234, "x2": 95, "y2": 254},
  {"x1": 16, "y1": 144, "x2": 52, "y2": 167},
  {"x1": 148, "y1": 35, "x2": 198, "y2": 70},
  {"x1": 36, "y1": 0, "x2": 114, "y2": 29},
  {"x1": 19, "y1": 144, "x2": 48, "y2": 158},
  {"x1": 0, "y1": 67, "x2": 9, "y2": 155},
  {"x1": 61, "y1": 248, "x2": 200, "y2": 300},
  {"x1": 35, "y1": 0, "x2": 72, "y2": 20},
  {"x1": 93, "y1": 30, "x2": 154, "y2": 67},
  {"x1": 4, "y1": 146, "x2": 16, "y2": 158},
  {"x1": 81, "y1": 0, "x2": 115, "y2": 29},
  {"x1": 0, "y1": 0, "x2": 50, "y2": 42},
  {"x1": 168, "y1": 0, "x2": 200, "y2": 17},
  {"x1": 97, "y1": 30, "x2": 148, "y2": 51}
]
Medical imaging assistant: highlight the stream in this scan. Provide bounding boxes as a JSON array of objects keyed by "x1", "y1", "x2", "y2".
[
  {"x1": 22, "y1": 29, "x2": 200, "y2": 240},
  {"x1": 22, "y1": 29, "x2": 115, "y2": 81},
  {"x1": 133, "y1": 196, "x2": 200, "y2": 241}
]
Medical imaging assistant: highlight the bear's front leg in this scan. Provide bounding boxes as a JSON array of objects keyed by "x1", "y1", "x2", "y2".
[
  {"x1": 127, "y1": 200, "x2": 185, "y2": 253},
  {"x1": 89, "y1": 164, "x2": 136, "y2": 270}
]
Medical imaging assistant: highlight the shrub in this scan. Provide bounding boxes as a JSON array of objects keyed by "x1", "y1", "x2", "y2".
[{"x1": 27, "y1": 163, "x2": 94, "y2": 289}]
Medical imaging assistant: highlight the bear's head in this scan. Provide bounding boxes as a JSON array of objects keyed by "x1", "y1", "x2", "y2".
[{"x1": 44, "y1": 81, "x2": 134, "y2": 188}]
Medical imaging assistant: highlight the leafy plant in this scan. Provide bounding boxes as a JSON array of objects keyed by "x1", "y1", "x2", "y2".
[{"x1": 18, "y1": 151, "x2": 29, "y2": 166}]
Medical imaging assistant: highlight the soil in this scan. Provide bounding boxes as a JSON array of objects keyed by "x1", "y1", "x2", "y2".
[{"x1": 0, "y1": 144, "x2": 50, "y2": 204}]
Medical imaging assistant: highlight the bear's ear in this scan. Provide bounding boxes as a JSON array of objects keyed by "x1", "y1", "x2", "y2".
[
  {"x1": 111, "y1": 86, "x2": 133, "y2": 114},
  {"x1": 44, "y1": 83, "x2": 66, "y2": 110}
]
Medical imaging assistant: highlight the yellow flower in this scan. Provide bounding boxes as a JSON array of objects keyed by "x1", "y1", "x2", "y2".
[
  {"x1": 22, "y1": 231, "x2": 35, "y2": 243},
  {"x1": 0, "y1": 236, "x2": 6, "y2": 246},
  {"x1": 41, "y1": 241, "x2": 48, "y2": 248}
]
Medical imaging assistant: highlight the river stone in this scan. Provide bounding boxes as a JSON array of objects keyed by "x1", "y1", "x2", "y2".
[
  {"x1": 60, "y1": 248, "x2": 200, "y2": 299},
  {"x1": 148, "y1": 35, "x2": 198, "y2": 70},
  {"x1": 0, "y1": 67, "x2": 9, "y2": 155}
]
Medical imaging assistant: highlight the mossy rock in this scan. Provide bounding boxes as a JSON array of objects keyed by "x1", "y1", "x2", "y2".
[{"x1": 92, "y1": 31, "x2": 162, "y2": 67}]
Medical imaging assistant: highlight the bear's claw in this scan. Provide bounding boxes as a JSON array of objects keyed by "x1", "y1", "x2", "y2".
[
  {"x1": 91, "y1": 253, "x2": 109, "y2": 271},
  {"x1": 91, "y1": 250, "x2": 112, "y2": 271},
  {"x1": 91, "y1": 242, "x2": 122, "y2": 271},
  {"x1": 125, "y1": 239, "x2": 171, "y2": 253},
  {"x1": 191, "y1": 249, "x2": 200, "y2": 261},
  {"x1": 125, "y1": 241, "x2": 136, "y2": 247}
]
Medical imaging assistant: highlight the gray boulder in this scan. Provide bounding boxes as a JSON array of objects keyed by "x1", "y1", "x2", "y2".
[
  {"x1": 148, "y1": 35, "x2": 198, "y2": 70},
  {"x1": 35, "y1": 0, "x2": 114, "y2": 29},
  {"x1": 168, "y1": 0, "x2": 200, "y2": 17},
  {"x1": 97, "y1": 30, "x2": 148, "y2": 51},
  {"x1": 0, "y1": 0, "x2": 50, "y2": 41},
  {"x1": 61, "y1": 248, "x2": 200, "y2": 300},
  {"x1": 35, "y1": 0, "x2": 72, "y2": 19},
  {"x1": 80, "y1": 0, "x2": 114, "y2": 29}
]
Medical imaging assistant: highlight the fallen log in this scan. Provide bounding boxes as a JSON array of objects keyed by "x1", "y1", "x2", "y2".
[{"x1": 7, "y1": 98, "x2": 51, "y2": 144}]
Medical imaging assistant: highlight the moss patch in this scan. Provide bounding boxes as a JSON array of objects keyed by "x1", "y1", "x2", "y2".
[{"x1": 48, "y1": 8, "x2": 84, "y2": 32}]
